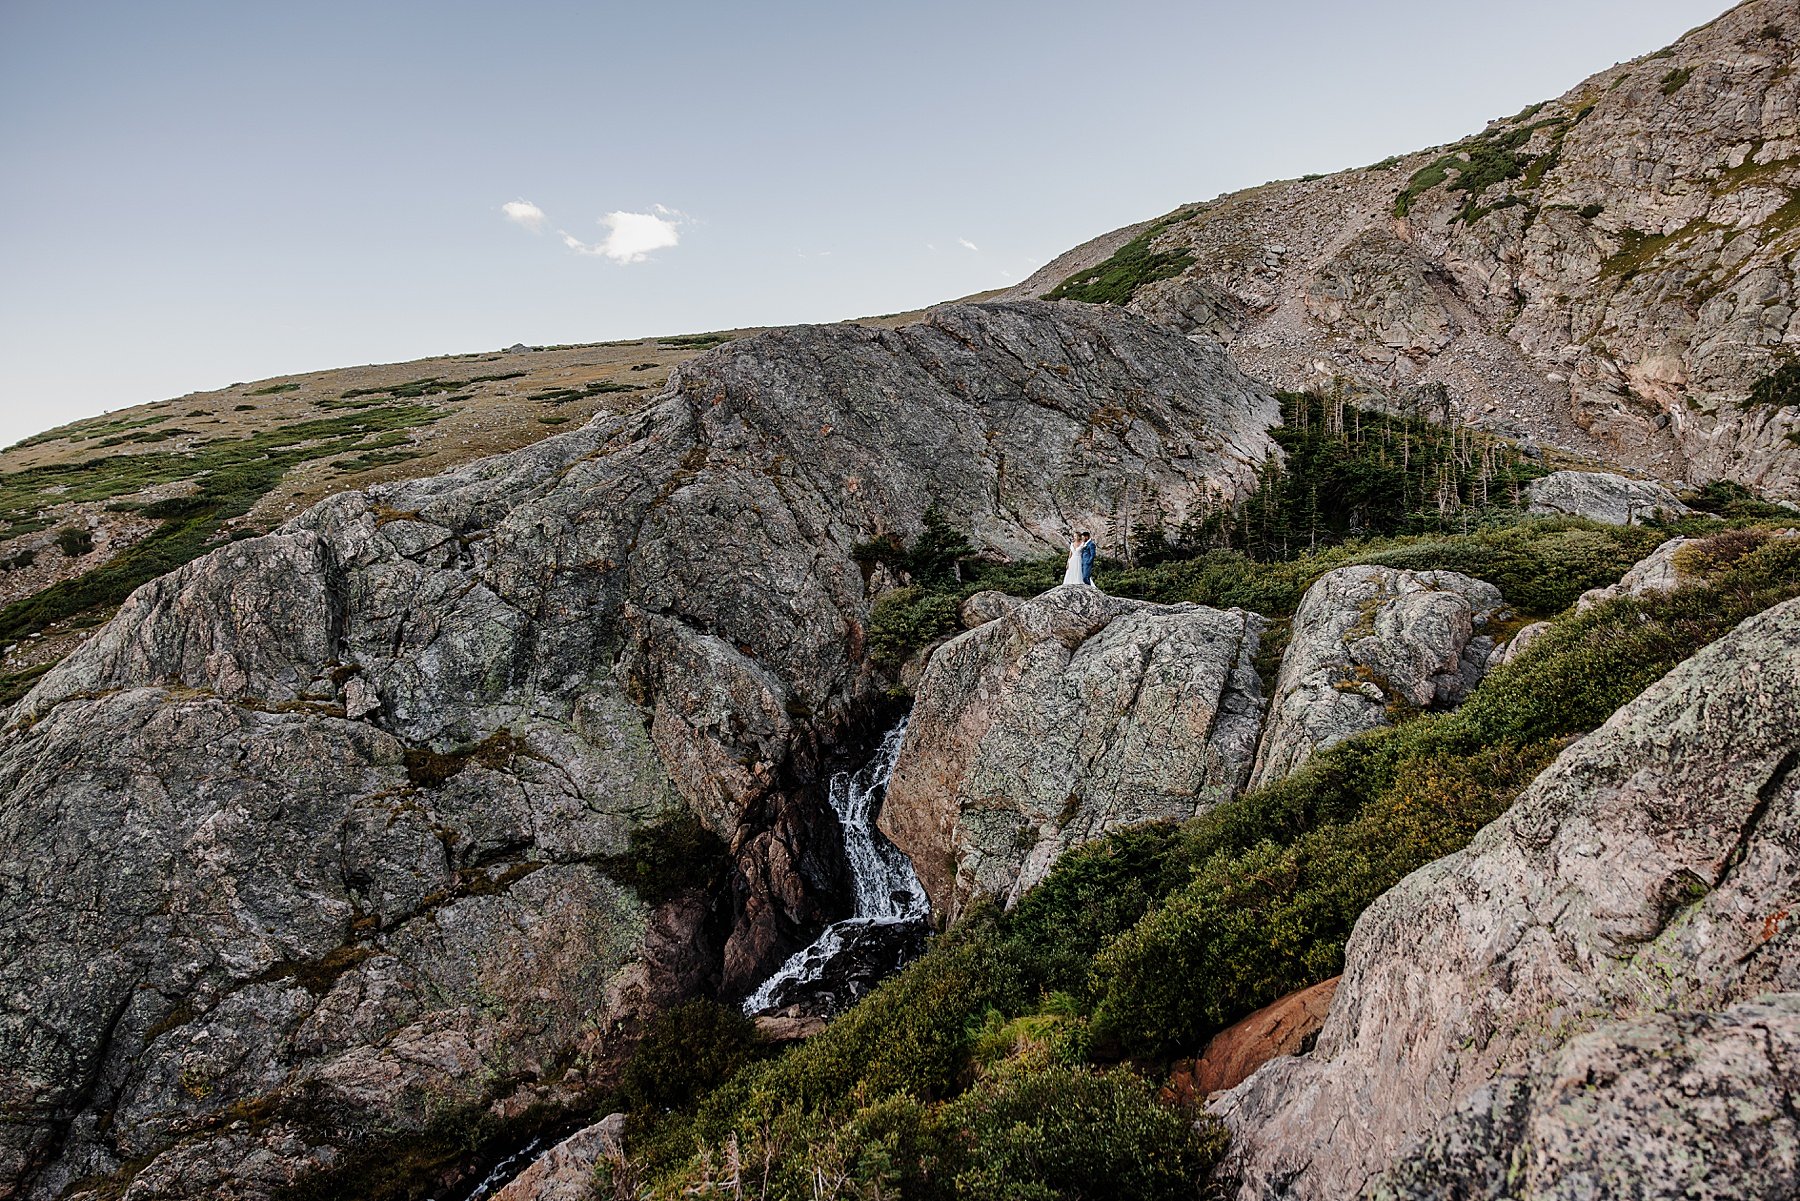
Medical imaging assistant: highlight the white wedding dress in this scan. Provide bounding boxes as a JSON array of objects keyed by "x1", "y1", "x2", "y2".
[{"x1": 1062, "y1": 541, "x2": 1085, "y2": 587}]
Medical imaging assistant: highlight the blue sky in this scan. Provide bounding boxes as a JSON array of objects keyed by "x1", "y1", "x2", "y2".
[{"x1": 0, "y1": 0, "x2": 1730, "y2": 446}]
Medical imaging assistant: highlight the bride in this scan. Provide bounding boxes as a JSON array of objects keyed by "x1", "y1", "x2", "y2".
[{"x1": 1062, "y1": 531, "x2": 1088, "y2": 588}]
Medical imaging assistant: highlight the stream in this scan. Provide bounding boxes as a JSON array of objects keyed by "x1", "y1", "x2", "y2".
[{"x1": 741, "y1": 717, "x2": 930, "y2": 1017}]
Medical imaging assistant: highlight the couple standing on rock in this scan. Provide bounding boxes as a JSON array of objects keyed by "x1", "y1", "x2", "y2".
[{"x1": 1061, "y1": 530, "x2": 1099, "y2": 589}]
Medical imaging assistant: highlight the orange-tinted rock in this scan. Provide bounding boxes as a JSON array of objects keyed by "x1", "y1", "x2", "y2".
[{"x1": 1165, "y1": 976, "x2": 1340, "y2": 1104}]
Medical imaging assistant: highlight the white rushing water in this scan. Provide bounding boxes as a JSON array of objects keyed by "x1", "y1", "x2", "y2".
[{"x1": 741, "y1": 718, "x2": 928, "y2": 1015}]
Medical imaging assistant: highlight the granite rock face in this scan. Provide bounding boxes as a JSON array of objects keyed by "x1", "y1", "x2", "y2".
[
  {"x1": 1214, "y1": 596, "x2": 1800, "y2": 1200},
  {"x1": 1370, "y1": 996, "x2": 1800, "y2": 1201},
  {"x1": 493, "y1": 1114, "x2": 626, "y2": 1201},
  {"x1": 880, "y1": 586, "x2": 1267, "y2": 923},
  {"x1": 1525, "y1": 470, "x2": 1692, "y2": 526},
  {"x1": 1247, "y1": 566, "x2": 1503, "y2": 790},
  {"x1": 1007, "y1": 0, "x2": 1800, "y2": 500},
  {"x1": 0, "y1": 301, "x2": 1281, "y2": 1200}
]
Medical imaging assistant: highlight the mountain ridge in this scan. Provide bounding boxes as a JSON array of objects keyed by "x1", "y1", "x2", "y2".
[{"x1": 1003, "y1": 0, "x2": 1800, "y2": 501}]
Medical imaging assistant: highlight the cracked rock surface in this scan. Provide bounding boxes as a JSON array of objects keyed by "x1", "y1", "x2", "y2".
[
  {"x1": 0, "y1": 301, "x2": 1279, "y2": 1199},
  {"x1": 1213, "y1": 596, "x2": 1800, "y2": 1201},
  {"x1": 1248, "y1": 565, "x2": 1502, "y2": 790},
  {"x1": 1524, "y1": 470, "x2": 1693, "y2": 526},
  {"x1": 880, "y1": 585, "x2": 1266, "y2": 923},
  {"x1": 1371, "y1": 996, "x2": 1800, "y2": 1201}
]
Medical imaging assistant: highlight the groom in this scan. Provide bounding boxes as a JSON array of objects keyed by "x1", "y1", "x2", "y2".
[{"x1": 1079, "y1": 531, "x2": 1097, "y2": 586}]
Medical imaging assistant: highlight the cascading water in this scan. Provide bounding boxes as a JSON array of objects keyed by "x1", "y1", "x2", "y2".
[{"x1": 741, "y1": 718, "x2": 929, "y2": 1016}]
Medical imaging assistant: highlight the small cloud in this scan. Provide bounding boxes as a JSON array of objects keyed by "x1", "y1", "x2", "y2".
[
  {"x1": 957, "y1": 237, "x2": 979, "y2": 252},
  {"x1": 501, "y1": 199, "x2": 548, "y2": 231},
  {"x1": 561, "y1": 209, "x2": 683, "y2": 264}
]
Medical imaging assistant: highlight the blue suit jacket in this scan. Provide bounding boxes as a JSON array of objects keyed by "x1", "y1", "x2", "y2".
[{"x1": 1079, "y1": 539, "x2": 1097, "y2": 579}]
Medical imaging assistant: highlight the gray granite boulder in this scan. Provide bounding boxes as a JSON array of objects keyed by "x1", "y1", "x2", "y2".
[
  {"x1": 880, "y1": 586, "x2": 1266, "y2": 923},
  {"x1": 1525, "y1": 470, "x2": 1692, "y2": 525},
  {"x1": 1371, "y1": 997, "x2": 1800, "y2": 1201},
  {"x1": 1247, "y1": 566, "x2": 1503, "y2": 791},
  {"x1": 1214, "y1": 596, "x2": 1800, "y2": 1200},
  {"x1": 1574, "y1": 534, "x2": 1694, "y2": 612}
]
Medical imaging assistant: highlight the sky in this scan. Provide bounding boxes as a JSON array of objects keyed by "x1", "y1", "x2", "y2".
[{"x1": 0, "y1": 0, "x2": 1732, "y2": 448}]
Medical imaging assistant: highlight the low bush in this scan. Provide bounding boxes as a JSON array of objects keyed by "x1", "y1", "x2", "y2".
[
  {"x1": 52, "y1": 527, "x2": 94, "y2": 558},
  {"x1": 617, "y1": 1000, "x2": 763, "y2": 1115},
  {"x1": 868, "y1": 587, "x2": 962, "y2": 669}
]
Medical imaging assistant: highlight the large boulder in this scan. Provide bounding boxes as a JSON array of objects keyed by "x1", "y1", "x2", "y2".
[
  {"x1": 1372, "y1": 996, "x2": 1800, "y2": 1201},
  {"x1": 1213, "y1": 596, "x2": 1800, "y2": 1200},
  {"x1": 1247, "y1": 566, "x2": 1503, "y2": 791},
  {"x1": 880, "y1": 586, "x2": 1266, "y2": 923},
  {"x1": 1524, "y1": 470, "x2": 1692, "y2": 526},
  {"x1": 0, "y1": 302, "x2": 1281, "y2": 1200}
]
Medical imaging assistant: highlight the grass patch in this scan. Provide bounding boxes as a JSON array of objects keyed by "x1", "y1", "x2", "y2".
[
  {"x1": 0, "y1": 403, "x2": 444, "y2": 643},
  {"x1": 658, "y1": 333, "x2": 733, "y2": 350},
  {"x1": 528, "y1": 380, "x2": 640, "y2": 404},
  {"x1": 338, "y1": 371, "x2": 524, "y2": 401},
  {"x1": 1394, "y1": 109, "x2": 1590, "y2": 222},
  {"x1": 1046, "y1": 209, "x2": 1198, "y2": 306},
  {"x1": 248, "y1": 382, "x2": 301, "y2": 396},
  {"x1": 1660, "y1": 65, "x2": 1694, "y2": 94}
]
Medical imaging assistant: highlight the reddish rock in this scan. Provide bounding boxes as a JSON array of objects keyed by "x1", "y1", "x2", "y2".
[
  {"x1": 754, "y1": 1013, "x2": 829, "y2": 1043},
  {"x1": 1164, "y1": 977, "x2": 1340, "y2": 1104}
]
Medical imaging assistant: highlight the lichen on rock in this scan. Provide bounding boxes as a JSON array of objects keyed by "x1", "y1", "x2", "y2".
[{"x1": 881, "y1": 585, "x2": 1267, "y2": 923}]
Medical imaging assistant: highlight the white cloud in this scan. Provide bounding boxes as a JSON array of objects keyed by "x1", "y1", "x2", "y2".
[
  {"x1": 501, "y1": 199, "x2": 547, "y2": 231},
  {"x1": 561, "y1": 209, "x2": 682, "y2": 264},
  {"x1": 957, "y1": 237, "x2": 979, "y2": 252},
  {"x1": 502, "y1": 200, "x2": 686, "y2": 264}
]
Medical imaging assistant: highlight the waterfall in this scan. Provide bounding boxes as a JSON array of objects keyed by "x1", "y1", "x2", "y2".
[{"x1": 741, "y1": 718, "x2": 928, "y2": 1016}]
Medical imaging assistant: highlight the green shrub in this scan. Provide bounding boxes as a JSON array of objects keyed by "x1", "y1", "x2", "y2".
[
  {"x1": 1682, "y1": 479, "x2": 1795, "y2": 519},
  {"x1": 1047, "y1": 210, "x2": 1198, "y2": 305},
  {"x1": 1745, "y1": 360, "x2": 1800, "y2": 409},
  {"x1": 53, "y1": 527, "x2": 94, "y2": 557},
  {"x1": 618, "y1": 1000, "x2": 763, "y2": 1114},
  {"x1": 868, "y1": 587, "x2": 962, "y2": 669},
  {"x1": 934, "y1": 1063, "x2": 1225, "y2": 1201}
]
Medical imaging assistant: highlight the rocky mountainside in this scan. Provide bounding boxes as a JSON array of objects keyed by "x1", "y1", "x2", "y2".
[
  {"x1": 0, "y1": 332, "x2": 719, "y2": 696},
  {"x1": 0, "y1": 301, "x2": 1279, "y2": 1200},
  {"x1": 1005, "y1": 0, "x2": 1800, "y2": 501},
  {"x1": 7, "y1": 5, "x2": 1800, "y2": 1200},
  {"x1": 1215, "y1": 594, "x2": 1800, "y2": 1199}
]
